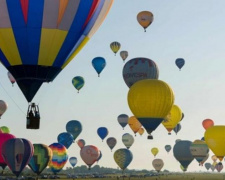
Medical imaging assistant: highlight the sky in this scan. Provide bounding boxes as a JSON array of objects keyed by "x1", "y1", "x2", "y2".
[{"x1": 1, "y1": 0, "x2": 225, "y2": 172}]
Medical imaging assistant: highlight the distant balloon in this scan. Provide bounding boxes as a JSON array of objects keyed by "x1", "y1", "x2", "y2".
[
  {"x1": 106, "y1": 137, "x2": 117, "y2": 151},
  {"x1": 110, "y1": 42, "x2": 121, "y2": 55},
  {"x1": 120, "y1": 51, "x2": 128, "y2": 62},
  {"x1": 175, "y1": 58, "x2": 185, "y2": 70},
  {"x1": 66, "y1": 120, "x2": 82, "y2": 141},
  {"x1": 117, "y1": 114, "x2": 129, "y2": 130},
  {"x1": 77, "y1": 139, "x2": 86, "y2": 149},
  {"x1": 181, "y1": 113, "x2": 184, "y2": 121},
  {"x1": 28, "y1": 144, "x2": 52, "y2": 175},
  {"x1": 173, "y1": 140, "x2": 194, "y2": 171},
  {"x1": 114, "y1": 148, "x2": 133, "y2": 171},
  {"x1": 215, "y1": 162, "x2": 223, "y2": 172},
  {"x1": 202, "y1": 119, "x2": 214, "y2": 130},
  {"x1": 211, "y1": 163, "x2": 216, "y2": 172},
  {"x1": 2, "y1": 138, "x2": 34, "y2": 177},
  {"x1": 173, "y1": 124, "x2": 182, "y2": 135},
  {"x1": 200, "y1": 153, "x2": 209, "y2": 166},
  {"x1": 49, "y1": 143, "x2": 68, "y2": 174},
  {"x1": 80, "y1": 145, "x2": 100, "y2": 169},
  {"x1": 92, "y1": 57, "x2": 106, "y2": 77},
  {"x1": 69, "y1": 157, "x2": 77, "y2": 167},
  {"x1": 138, "y1": 127, "x2": 145, "y2": 136},
  {"x1": 128, "y1": 116, "x2": 142, "y2": 136},
  {"x1": 7, "y1": 72, "x2": 16, "y2": 86},
  {"x1": 122, "y1": 133, "x2": 134, "y2": 149},
  {"x1": 165, "y1": 145, "x2": 172, "y2": 153},
  {"x1": 123, "y1": 57, "x2": 159, "y2": 88},
  {"x1": 72, "y1": 76, "x2": 85, "y2": 93},
  {"x1": 0, "y1": 100, "x2": 7, "y2": 119},
  {"x1": 97, "y1": 151, "x2": 102, "y2": 163},
  {"x1": 205, "y1": 162, "x2": 211, "y2": 171},
  {"x1": 152, "y1": 159, "x2": 164, "y2": 172},
  {"x1": 57, "y1": 132, "x2": 74, "y2": 149},
  {"x1": 137, "y1": 11, "x2": 154, "y2": 32},
  {"x1": 97, "y1": 127, "x2": 108, "y2": 142},
  {"x1": 211, "y1": 155, "x2": 218, "y2": 162},
  {"x1": 151, "y1": 147, "x2": 159, "y2": 157},
  {"x1": 0, "y1": 126, "x2": 10, "y2": 134}
]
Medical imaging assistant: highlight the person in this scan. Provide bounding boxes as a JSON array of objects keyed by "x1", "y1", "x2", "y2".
[{"x1": 29, "y1": 109, "x2": 34, "y2": 118}]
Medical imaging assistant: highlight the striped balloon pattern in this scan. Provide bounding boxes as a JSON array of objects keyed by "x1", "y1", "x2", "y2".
[
  {"x1": 114, "y1": 148, "x2": 133, "y2": 171},
  {"x1": 110, "y1": 42, "x2": 121, "y2": 55},
  {"x1": 28, "y1": 144, "x2": 52, "y2": 175},
  {"x1": 72, "y1": 76, "x2": 85, "y2": 92},
  {"x1": 48, "y1": 143, "x2": 68, "y2": 174},
  {"x1": 117, "y1": 114, "x2": 129, "y2": 129},
  {"x1": 0, "y1": 0, "x2": 114, "y2": 102}
]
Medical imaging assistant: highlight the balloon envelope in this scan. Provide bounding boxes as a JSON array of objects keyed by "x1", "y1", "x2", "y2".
[
  {"x1": 114, "y1": 148, "x2": 133, "y2": 171},
  {"x1": 77, "y1": 139, "x2": 86, "y2": 149},
  {"x1": 66, "y1": 120, "x2": 82, "y2": 140},
  {"x1": 120, "y1": 51, "x2": 128, "y2": 62},
  {"x1": 215, "y1": 162, "x2": 223, "y2": 172},
  {"x1": 128, "y1": 116, "x2": 142, "y2": 135},
  {"x1": 72, "y1": 76, "x2": 85, "y2": 92},
  {"x1": 138, "y1": 127, "x2": 145, "y2": 136},
  {"x1": 69, "y1": 157, "x2": 77, "y2": 167},
  {"x1": 0, "y1": 100, "x2": 7, "y2": 118},
  {"x1": 110, "y1": 42, "x2": 121, "y2": 55},
  {"x1": 117, "y1": 114, "x2": 129, "y2": 129},
  {"x1": 202, "y1": 119, "x2": 214, "y2": 130},
  {"x1": 137, "y1": 11, "x2": 154, "y2": 31},
  {"x1": 173, "y1": 124, "x2": 182, "y2": 135},
  {"x1": 92, "y1": 57, "x2": 106, "y2": 76},
  {"x1": 152, "y1": 159, "x2": 164, "y2": 172},
  {"x1": 7, "y1": 71, "x2": 16, "y2": 85},
  {"x1": 106, "y1": 137, "x2": 117, "y2": 151},
  {"x1": 151, "y1": 148, "x2": 159, "y2": 157},
  {"x1": 165, "y1": 145, "x2": 172, "y2": 153},
  {"x1": 175, "y1": 58, "x2": 185, "y2": 70},
  {"x1": 97, "y1": 127, "x2": 108, "y2": 141},
  {"x1": 122, "y1": 133, "x2": 134, "y2": 149},
  {"x1": 0, "y1": 126, "x2": 10, "y2": 133},
  {"x1": 57, "y1": 132, "x2": 74, "y2": 149},
  {"x1": 205, "y1": 162, "x2": 211, "y2": 170}
]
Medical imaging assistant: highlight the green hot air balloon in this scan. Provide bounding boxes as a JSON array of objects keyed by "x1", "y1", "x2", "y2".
[{"x1": 72, "y1": 76, "x2": 85, "y2": 93}]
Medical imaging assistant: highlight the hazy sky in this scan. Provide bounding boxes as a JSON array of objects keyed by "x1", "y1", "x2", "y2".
[{"x1": 1, "y1": 0, "x2": 225, "y2": 172}]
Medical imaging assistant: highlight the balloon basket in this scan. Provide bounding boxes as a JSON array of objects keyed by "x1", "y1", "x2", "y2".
[
  {"x1": 148, "y1": 135, "x2": 153, "y2": 140},
  {"x1": 26, "y1": 103, "x2": 40, "y2": 129}
]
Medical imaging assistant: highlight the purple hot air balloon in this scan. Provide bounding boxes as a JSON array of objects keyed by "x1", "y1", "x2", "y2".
[{"x1": 1, "y1": 138, "x2": 34, "y2": 177}]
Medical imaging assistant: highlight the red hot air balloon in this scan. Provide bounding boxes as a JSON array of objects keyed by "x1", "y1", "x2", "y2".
[{"x1": 202, "y1": 119, "x2": 214, "y2": 130}]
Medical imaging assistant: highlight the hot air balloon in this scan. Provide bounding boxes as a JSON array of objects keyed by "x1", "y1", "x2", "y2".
[
  {"x1": 0, "y1": 1, "x2": 114, "y2": 126},
  {"x1": 0, "y1": 133, "x2": 16, "y2": 171},
  {"x1": 175, "y1": 139, "x2": 181, "y2": 144},
  {"x1": 137, "y1": 11, "x2": 154, "y2": 32},
  {"x1": 204, "y1": 126, "x2": 225, "y2": 161},
  {"x1": 28, "y1": 144, "x2": 52, "y2": 176},
  {"x1": 0, "y1": 100, "x2": 7, "y2": 119},
  {"x1": 128, "y1": 79, "x2": 174, "y2": 139},
  {"x1": 69, "y1": 157, "x2": 77, "y2": 167},
  {"x1": 162, "y1": 105, "x2": 182, "y2": 135},
  {"x1": 205, "y1": 162, "x2": 211, "y2": 171},
  {"x1": 152, "y1": 159, "x2": 164, "y2": 172},
  {"x1": 97, "y1": 127, "x2": 108, "y2": 142},
  {"x1": 175, "y1": 58, "x2": 185, "y2": 70},
  {"x1": 57, "y1": 132, "x2": 74, "y2": 149},
  {"x1": 7, "y1": 71, "x2": 16, "y2": 86},
  {"x1": 202, "y1": 119, "x2": 214, "y2": 130},
  {"x1": 181, "y1": 113, "x2": 184, "y2": 121},
  {"x1": 80, "y1": 145, "x2": 100, "y2": 169},
  {"x1": 123, "y1": 58, "x2": 159, "y2": 88},
  {"x1": 211, "y1": 163, "x2": 216, "y2": 172},
  {"x1": 72, "y1": 76, "x2": 85, "y2": 93},
  {"x1": 165, "y1": 145, "x2": 172, "y2": 154},
  {"x1": 110, "y1": 42, "x2": 121, "y2": 55},
  {"x1": 97, "y1": 151, "x2": 102, "y2": 163},
  {"x1": 190, "y1": 140, "x2": 209, "y2": 165},
  {"x1": 49, "y1": 143, "x2": 68, "y2": 174},
  {"x1": 66, "y1": 120, "x2": 82, "y2": 141},
  {"x1": 122, "y1": 133, "x2": 134, "y2": 149},
  {"x1": 92, "y1": 57, "x2": 106, "y2": 77},
  {"x1": 106, "y1": 137, "x2": 117, "y2": 151},
  {"x1": 2, "y1": 138, "x2": 34, "y2": 177},
  {"x1": 128, "y1": 116, "x2": 142, "y2": 136},
  {"x1": 77, "y1": 139, "x2": 86, "y2": 149},
  {"x1": 173, "y1": 140, "x2": 194, "y2": 171},
  {"x1": 151, "y1": 148, "x2": 159, "y2": 157},
  {"x1": 200, "y1": 153, "x2": 209, "y2": 166},
  {"x1": 114, "y1": 148, "x2": 133, "y2": 171},
  {"x1": 120, "y1": 51, "x2": 128, "y2": 62},
  {"x1": 173, "y1": 123, "x2": 182, "y2": 135},
  {"x1": 212, "y1": 155, "x2": 218, "y2": 162},
  {"x1": 138, "y1": 127, "x2": 145, "y2": 136},
  {"x1": 215, "y1": 162, "x2": 223, "y2": 172},
  {"x1": 117, "y1": 114, "x2": 129, "y2": 130},
  {"x1": 0, "y1": 126, "x2": 10, "y2": 134}
]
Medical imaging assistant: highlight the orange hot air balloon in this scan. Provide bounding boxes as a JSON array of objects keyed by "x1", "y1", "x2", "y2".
[
  {"x1": 128, "y1": 116, "x2": 142, "y2": 136},
  {"x1": 138, "y1": 128, "x2": 145, "y2": 136},
  {"x1": 202, "y1": 119, "x2": 214, "y2": 130}
]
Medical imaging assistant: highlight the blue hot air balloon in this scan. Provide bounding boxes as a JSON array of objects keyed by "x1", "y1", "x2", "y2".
[
  {"x1": 175, "y1": 58, "x2": 185, "y2": 70},
  {"x1": 97, "y1": 127, "x2": 108, "y2": 142},
  {"x1": 1, "y1": 138, "x2": 34, "y2": 177},
  {"x1": 92, "y1": 57, "x2": 106, "y2": 77},
  {"x1": 114, "y1": 148, "x2": 133, "y2": 171},
  {"x1": 57, "y1": 132, "x2": 74, "y2": 149},
  {"x1": 69, "y1": 157, "x2": 77, "y2": 167},
  {"x1": 173, "y1": 123, "x2": 182, "y2": 135},
  {"x1": 66, "y1": 120, "x2": 82, "y2": 141}
]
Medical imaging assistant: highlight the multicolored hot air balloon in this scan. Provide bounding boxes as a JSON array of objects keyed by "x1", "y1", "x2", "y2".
[
  {"x1": 173, "y1": 123, "x2": 182, "y2": 135},
  {"x1": 122, "y1": 133, "x2": 134, "y2": 149},
  {"x1": 72, "y1": 76, "x2": 85, "y2": 93},
  {"x1": 2, "y1": 138, "x2": 34, "y2": 177},
  {"x1": 69, "y1": 157, "x2": 77, "y2": 167},
  {"x1": 117, "y1": 114, "x2": 129, "y2": 130},
  {"x1": 7, "y1": 71, "x2": 16, "y2": 86},
  {"x1": 215, "y1": 162, "x2": 223, "y2": 172},
  {"x1": 175, "y1": 58, "x2": 185, "y2": 70},
  {"x1": 106, "y1": 137, "x2": 117, "y2": 151},
  {"x1": 97, "y1": 127, "x2": 108, "y2": 142},
  {"x1": 202, "y1": 119, "x2": 214, "y2": 130},
  {"x1": 152, "y1": 159, "x2": 164, "y2": 172},
  {"x1": 92, "y1": 57, "x2": 106, "y2": 77},
  {"x1": 28, "y1": 144, "x2": 52, "y2": 176},
  {"x1": 57, "y1": 132, "x2": 74, "y2": 149},
  {"x1": 123, "y1": 58, "x2": 159, "y2": 88},
  {"x1": 151, "y1": 147, "x2": 159, "y2": 157},
  {"x1": 80, "y1": 145, "x2": 100, "y2": 169},
  {"x1": 128, "y1": 79, "x2": 174, "y2": 139},
  {"x1": 165, "y1": 145, "x2": 172, "y2": 154},
  {"x1": 138, "y1": 127, "x2": 145, "y2": 136},
  {"x1": 110, "y1": 42, "x2": 121, "y2": 55},
  {"x1": 128, "y1": 116, "x2": 142, "y2": 136},
  {"x1": 137, "y1": 11, "x2": 154, "y2": 32},
  {"x1": 49, "y1": 143, "x2": 68, "y2": 174},
  {"x1": 77, "y1": 139, "x2": 85, "y2": 149},
  {"x1": 120, "y1": 51, "x2": 128, "y2": 62},
  {"x1": 114, "y1": 148, "x2": 133, "y2": 171},
  {"x1": 0, "y1": 0, "x2": 114, "y2": 103},
  {"x1": 0, "y1": 126, "x2": 10, "y2": 134},
  {"x1": 66, "y1": 120, "x2": 82, "y2": 141},
  {"x1": 0, "y1": 100, "x2": 7, "y2": 119}
]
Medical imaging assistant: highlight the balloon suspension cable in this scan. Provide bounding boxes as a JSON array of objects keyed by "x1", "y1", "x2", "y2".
[{"x1": 0, "y1": 80, "x2": 26, "y2": 115}]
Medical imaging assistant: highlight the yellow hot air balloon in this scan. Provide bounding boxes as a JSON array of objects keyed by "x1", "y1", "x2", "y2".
[
  {"x1": 138, "y1": 127, "x2": 145, "y2": 136},
  {"x1": 204, "y1": 126, "x2": 225, "y2": 161},
  {"x1": 212, "y1": 155, "x2": 218, "y2": 162},
  {"x1": 137, "y1": 11, "x2": 154, "y2": 32},
  {"x1": 127, "y1": 79, "x2": 174, "y2": 139},
  {"x1": 151, "y1": 147, "x2": 159, "y2": 157},
  {"x1": 162, "y1": 105, "x2": 182, "y2": 135},
  {"x1": 128, "y1": 116, "x2": 142, "y2": 136},
  {"x1": 110, "y1": 41, "x2": 121, "y2": 55}
]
